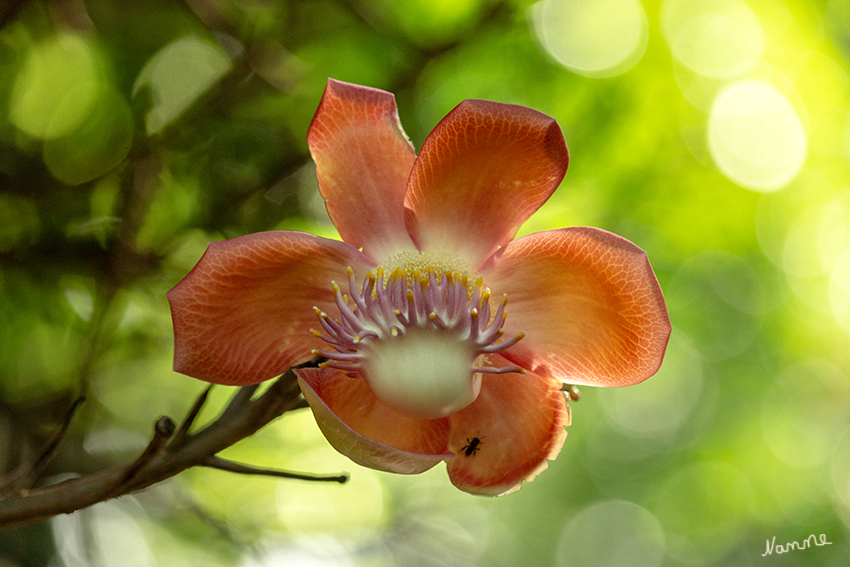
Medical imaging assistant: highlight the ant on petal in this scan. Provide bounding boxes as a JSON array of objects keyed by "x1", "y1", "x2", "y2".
[{"x1": 461, "y1": 436, "x2": 484, "y2": 457}]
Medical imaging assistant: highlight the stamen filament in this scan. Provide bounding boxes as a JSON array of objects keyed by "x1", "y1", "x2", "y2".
[{"x1": 313, "y1": 267, "x2": 526, "y2": 391}]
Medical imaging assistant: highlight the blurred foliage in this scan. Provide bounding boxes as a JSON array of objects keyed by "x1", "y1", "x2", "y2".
[{"x1": 1, "y1": 0, "x2": 850, "y2": 565}]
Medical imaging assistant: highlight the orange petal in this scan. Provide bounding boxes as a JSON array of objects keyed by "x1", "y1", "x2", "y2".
[
  {"x1": 167, "y1": 231, "x2": 374, "y2": 385},
  {"x1": 297, "y1": 367, "x2": 452, "y2": 474},
  {"x1": 446, "y1": 356, "x2": 570, "y2": 496},
  {"x1": 307, "y1": 79, "x2": 417, "y2": 262},
  {"x1": 404, "y1": 100, "x2": 568, "y2": 269},
  {"x1": 481, "y1": 227, "x2": 671, "y2": 387}
]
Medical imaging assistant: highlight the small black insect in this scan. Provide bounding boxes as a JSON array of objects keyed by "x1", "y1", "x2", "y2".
[{"x1": 461, "y1": 437, "x2": 483, "y2": 457}]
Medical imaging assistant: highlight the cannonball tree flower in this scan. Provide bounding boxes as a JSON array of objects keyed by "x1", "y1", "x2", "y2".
[{"x1": 167, "y1": 78, "x2": 671, "y2": 495}]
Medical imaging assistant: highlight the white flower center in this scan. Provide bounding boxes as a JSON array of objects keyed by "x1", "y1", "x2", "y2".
[
  {"x1": 310, "y1": 266, "x2": 524, "y2": 419},
  {"x1": 361, "y1": 328, "x2": 482, "y2": 418}
]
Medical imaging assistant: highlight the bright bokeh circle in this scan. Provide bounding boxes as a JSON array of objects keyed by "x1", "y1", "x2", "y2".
[
  {"x1": 831, "y1": 243, "x2": 850, "y2": 332},
  {"x1": 536, "y1": 0, "x2": 648, "y2": 78},
  {"x1": 556, "y1": 500, "x2": 665, "y2": 567},
  {"x1": 661, "y1": 0, "x2": 763, "y2": 79},
  {"x1": 708, "y1": 80, "x2": 807, "y2": 192},
  {"x1": 10, "y1": 34, "x2": 101, "y2": 139}
]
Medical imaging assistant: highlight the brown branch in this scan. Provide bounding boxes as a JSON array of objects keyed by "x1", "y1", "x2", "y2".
[
  {"x1": 0, "y1": 396, "x2": 87, "y2": 497},
  {"x1": 28, "y1": 396, "x2": 88, "y2": 480},
  {"x1": 172, "y1": 385, "x2": 212, "y2": 447},
  {"x1": 201, "y1": 456, "x2": 348, "y2": 484},
  {"x1": 0, "y1": 357, "x2": 346, "y2": 531}
]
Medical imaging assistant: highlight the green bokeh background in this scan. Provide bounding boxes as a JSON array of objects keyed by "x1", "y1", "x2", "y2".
[{"x1": 1, "y1": 0, "x2": 849, "y2": 565}]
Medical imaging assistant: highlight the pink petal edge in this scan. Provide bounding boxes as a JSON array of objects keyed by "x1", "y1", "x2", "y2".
[
  {"x1": 404, "y1": 99, "x2": 568, "y2": 270},
  {"x1": 307, "y1": 79, "x2": 417, "y2": 262},
  {"x1": 481, "y1": 227, "x2": 671, "y2": 387},
  {"x1": 296, "y1": 367, "x2": 453, "y2": 474},
  {"x1": 167, "y1": 231, "x2": 375, "y2": 385},
  {"x1": 445, "y1": 355, "x2": 570, "y2": 496}
]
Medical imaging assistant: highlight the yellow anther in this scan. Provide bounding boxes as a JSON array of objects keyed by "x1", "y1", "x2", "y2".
[
  {"x1": 414, "y1": 270, "x2": 428, "y2": 290},
  {"x1": 313, "y1": 256, "x2": 525, "y2": 384},
  {"x1": 382, "y1": 250, "x2": 470, "y2": 281}
]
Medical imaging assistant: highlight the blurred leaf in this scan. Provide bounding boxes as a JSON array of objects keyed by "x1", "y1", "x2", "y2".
[
  {"x1": 9, "y1": 33, "x2": 103, "y2": 139},
  {"x1": 133, "y1": 35, "x2": 231, "y2": 135},
  {"x1": 0, "y1": 193, "x2": 40, "y2": 251},
  {"x1": 43, "y1": 86, "x2": 134, "y2": 185}
]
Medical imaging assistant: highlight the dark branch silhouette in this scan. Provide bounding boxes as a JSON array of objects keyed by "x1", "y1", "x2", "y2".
[{"x1": 0, "y1": 357, "x2": 347, "y2": 531}]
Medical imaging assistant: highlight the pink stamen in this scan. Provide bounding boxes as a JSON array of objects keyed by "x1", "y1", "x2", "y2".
[{"x1": 314, "y1": 268, "x2": 526, "y2": 376}]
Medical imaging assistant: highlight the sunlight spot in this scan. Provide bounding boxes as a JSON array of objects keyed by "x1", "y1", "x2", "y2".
[
  {"x1": 91, "y1": 502, "x2": 154, "y2": 567},
  {"x1": 661, "y1": 0, "x2": 763, "y2": 79},
  {"x1": 708, "y1": 80, "x2": 807, "y2": 192},
  {"x1": 533, "y1": 0, "x2": 648, "y2": 78},
  {"x1": 830, "y1": 243, "x2": 850, "y2": 332},
  {"x1": 761, "y1": 359, "x2": 850, "y2": 469},
  {"x1": 556, "y1": 501, "x2": 665, "y2": 567},
  {"x1": 783, "y1": 207, "x2": 831, "y2": 278},
  {"x1": 654, "y1": 462, "x2": 755, "y2": 564},
  {"x1": 665, "y1": 251, "x2": 763, "y2": 360},
  {"x1": 10, "y1": 34, "x2": 101, "y2": 139},
  {"x1": 54, "y1": 501, "x2": 153, "y2": 567},
  {"x1": 241, "y1": 541, "x2": 357, "y2": 567},
  {"x1": 600, "y1": 329, "x2": 703, "y2": 442},
  {"x1": 755, "y1": 172, "x2": 841, "y2": 269},
  {"x1": 831, "y1": 429, "x2": 850, "y2": 529},
  {"x1": 381, "y1": 0, "x2": 486, "y2": 46},
  {"x1": 43, "y1": 85, "x2": 134, "y2": 186},
  {"x1": 819, "y1": 197, "x2": 850, "y2": 270},
  {"x1": 133, "y1": 36, "x2": 231, "y2": 135},
  {"x1": 52, "y1": 512, "x2": 87, "y2": 567},
  {"x1": 63, "y1": 283, "x2": 94, "y2": 322},
  {"x1": 783, "y1": 198, "x2": 850, "y2": 279},
  {"x1": 276, "y1": 447, "x2": 386, "y2": 541}
]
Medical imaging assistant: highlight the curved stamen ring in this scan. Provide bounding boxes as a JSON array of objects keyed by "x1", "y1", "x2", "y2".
[
  {"x1": 311, "y1": 267, "x2": 525, "y2": 375},
  {"x1": 309, "y1": 267, "x2": 526, "y2": 419}
]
